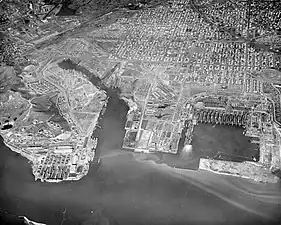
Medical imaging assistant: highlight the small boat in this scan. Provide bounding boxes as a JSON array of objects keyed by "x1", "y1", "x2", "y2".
[{"x1": 93, "y1": 138, "x2": 98, "y2": 149}]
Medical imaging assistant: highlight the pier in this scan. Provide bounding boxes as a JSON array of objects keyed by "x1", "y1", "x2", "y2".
[{"x1": 194, "y1": 108, "x2": 249, "y2": 127}]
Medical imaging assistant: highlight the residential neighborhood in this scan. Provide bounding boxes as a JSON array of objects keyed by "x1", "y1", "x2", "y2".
[{"x1": 0, "y1": 0, "x2": 281, "y2": 184}]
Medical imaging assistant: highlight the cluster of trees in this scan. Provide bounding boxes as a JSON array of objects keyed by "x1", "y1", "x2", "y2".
[
  {"x1": 68, "y1": 0, "x2": 149, "y2": 14},
  {"x1": 0, "y1": 31, "x2": 33, "y2": 74},
  {"x1": 0, "y1": 0, "x2": 152, "y2": 68},
  {"x1": 0, "y1": 0, "x2": 37, "y2": 68},
  {"x1": 249, "y1": 0, "x2": 281, "y2": 34}
]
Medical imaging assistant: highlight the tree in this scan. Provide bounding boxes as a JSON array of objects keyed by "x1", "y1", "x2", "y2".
[
  {"x1": 0, "y1": 32, "x2": 32, "y2": 71},
  {"x1": 0, "y1": 0, "x2": 37, "y2": 70},
  {"x1": 0, "y1": 66, "x2": 16, "y2": 93}
]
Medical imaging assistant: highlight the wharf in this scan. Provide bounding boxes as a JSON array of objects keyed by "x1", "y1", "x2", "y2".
[
  {"x1": 195, "y1": 108, "x2": 248, "y2": 127},
  {"x1": 199, "y1": 158, "x2": 279, "y2": 183}
]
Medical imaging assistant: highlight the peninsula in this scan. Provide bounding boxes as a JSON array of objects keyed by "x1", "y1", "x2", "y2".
[{"x1": 1, "y1": 0, "x2": 281, "y2": 183}]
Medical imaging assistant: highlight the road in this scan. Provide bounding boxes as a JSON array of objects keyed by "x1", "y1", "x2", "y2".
[
  {"x1": 135, "y1": 79, "x2": 155, "y2": 141},
  {"x1": 190, "y1": 0, "x2": 280, "y2": 55}
]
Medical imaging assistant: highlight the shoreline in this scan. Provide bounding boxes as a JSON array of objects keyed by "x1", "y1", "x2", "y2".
[
  {"x1": 4, "y1": 140, "x2": 91, "y2": 183},
  {"x1": 1, "y1": 139, "x2": 281, "y2": 224},
  {"x1": 133, "y1": 154, "x2": 281, "y2": 219},
  {"x1": 133, "y1": 152, "x2": 280, "y2": 184},
  {"x1": 199, "y1": 158, "x2": 280, "y2": 183}
]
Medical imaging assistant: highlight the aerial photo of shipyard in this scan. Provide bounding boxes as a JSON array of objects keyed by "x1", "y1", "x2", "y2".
[{"x1": 0, "y1": 0, "x2": 281, "y2": 225}]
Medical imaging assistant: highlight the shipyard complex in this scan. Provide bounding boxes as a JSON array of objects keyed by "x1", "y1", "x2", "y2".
[{"x1": 0, "y1": 0, "x2": 281, "y2": 183}]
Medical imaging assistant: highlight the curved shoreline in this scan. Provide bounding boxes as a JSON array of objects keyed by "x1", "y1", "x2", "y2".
[{"x1": 133, "y1": 155, "x2": 281, "y2": 220}]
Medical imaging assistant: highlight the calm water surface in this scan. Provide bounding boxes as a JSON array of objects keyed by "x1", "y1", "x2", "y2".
[
  {"x1": 0, "y1": 60, "x2": 281, "y2": 225},
  {"x1": 192, "y1": 123, "x2": 259, "y2": 162},
  {"x1": 0, "y1": 93, "x2": 281, "y2": 225}
]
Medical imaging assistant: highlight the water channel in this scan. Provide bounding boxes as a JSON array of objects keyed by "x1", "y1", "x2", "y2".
[{"x1": 0, "y1": 59, "x2": 280, "y2": 225}]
